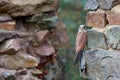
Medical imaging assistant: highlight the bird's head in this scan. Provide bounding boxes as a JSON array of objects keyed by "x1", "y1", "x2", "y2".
[{"x1": 78, "y1": 25, "x2": 85, "y2": 32}]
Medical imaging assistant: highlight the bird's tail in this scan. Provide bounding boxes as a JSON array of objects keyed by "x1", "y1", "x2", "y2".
[
  {"x1": 74, "y1": 50, "x2": 86, "y2": 73},
  {"x1": 79, "y1": 50, "x2": 86, "y2": 74}
]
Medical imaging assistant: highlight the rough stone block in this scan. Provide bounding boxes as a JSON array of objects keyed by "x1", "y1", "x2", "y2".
[
  {"x1": 86, "y1": 10, "x2": 106, "y2": 28},
  {"x1": 87, "y1": 29, "x2": 108, "y2": 49},
  {"x1": 0, "y1": 14, "x2": 12, "y2": 22},
  {"x1": 0, "y1": 30, "x2": 17, "y2": 42},
  {"x1": 40, "y1": 5, "x2": 55, "y2": 13},
  {"x1": 84, "y1": 0, "x2": 119, "y2": 10},
  {"x1": 0, "y1": 21, "x2": 15, "y2": 30},
  {"x1": 111, "y1": 5, "x2": 120, "y2": 13},
  {"x1": 105, "y1": 25, "x2": 120, "y2": 49},
  {"x1": 35, "y1": 43, "x2": 55, "y2": 56},
  {"x1": 11, "y1": 0, "x2": 45, "y2": 6},
  {"x1": 100, "y1": 0, "x2": 115, "y2": 10},
  {"x1": 84, "y1": 49, "x2": 120, "y2": 80},
  {"x1": 84, "y1": 0, "x2": 99, "y2": 10},
  {"x1": 0, "y1": 39, "x2": 21, "y2": 54},
  {"x1": 36, "y1": 30, "x2": 49, "y2": 42},
  {"x1": 0, "y1": 0, "x2": 56, "y2": 17},
  {"x1": 0, "y1": 53, "x2": 39, "y2": 69},
  {"x1": 106, "y1": 11, "x2": 120, "y2": 25}
]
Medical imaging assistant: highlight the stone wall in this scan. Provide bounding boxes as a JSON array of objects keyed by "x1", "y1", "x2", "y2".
[
  {"x1": 84, "y1": 0, "x2": 120, "y2": 80},
  {"x1": 0, "y1": 0, "x2": 68, "y2": 80}
]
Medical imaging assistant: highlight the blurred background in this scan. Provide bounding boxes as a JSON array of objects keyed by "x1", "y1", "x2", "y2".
[{"x1": 58, "y1": 0, "x2": 88, "y2": 80}]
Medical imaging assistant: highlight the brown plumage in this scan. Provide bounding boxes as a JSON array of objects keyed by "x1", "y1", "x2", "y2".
[{"x1": 76, "y1": 29, "x2": 87, "y2": 53}]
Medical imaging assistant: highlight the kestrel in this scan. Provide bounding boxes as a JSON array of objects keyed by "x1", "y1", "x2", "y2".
[{"x1": 74, "y1": 25, "x2": 87, "y2": 73}]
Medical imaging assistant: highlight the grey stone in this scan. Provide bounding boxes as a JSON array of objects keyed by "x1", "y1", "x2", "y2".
[
  {"x1": 84, "y1": 49, "x2": 120, "y2": 80},
  {"x1": 0, "y1": 30, "x2": 17, "y2": 42},
  {"x1": 87, "y1": 29, "x2": 108, "y2": 49},
  {"x1": 0, "y1": 30, "x2": 31, "y2": 42},
  {"x1": 0, "y1": 14, "x2": 12, "y2": 22},
  {"x1": 117, "y1": 43, "x2": 120, "y2": 49},
  {"x1": 85, "y1": 0, "x2": 119, "y2": 10},
  {"x1": 100, "y1": 0, "x2": 115, "y2": 10},
  {"x1": 105, "y1": 26, "x2": 120, "y2": 49},
  {"x1": 84, "y1": 0, "x2": 99, "y2": 10}
]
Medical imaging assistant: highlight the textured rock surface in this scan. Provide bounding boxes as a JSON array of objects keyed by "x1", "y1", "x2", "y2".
[
  {"x1": 0, "y1": 39, "x2": 21, "y2": 54},
  {"x1": 0, "y1": 30, "x2": 17, "y2": 42},
  {"x1": 100, "y1": 0, "x2": 115, "y2": 9},
  {"x1": 86, "y1": 10, "x2": 106, "y2": 28},
  {"x1": 36, "y1": 30, "x2": 49, "y2": 42},
  {"x1": 35, "y1": 43, "x2": 55, "y2": 56},
  {"x1": 106, "y1": 11, "x2": 120, "y2": 25},
  {"x1": 105, "y1": 26, "x2": 120, "y2": 49},
  {"x1": 85, "y1": 50, "x2": 120, "y2": 80},
  {"x1": 0, "y1": 0, "x2": 55, "y2": 17},
  {"x1": 85, "y1": 0, "x2": 119, "y2": 10},
  {"x1": 0, "y1": 14, "x2": 12, "y2": 22},
  {"x1": 10, "y1": 0, "x2": 45, "y2": 5},
  {"x1": 111, "y1": 5, "x2": 120, "y2": 13},
  {"x1": 0, "y1": 21, "x2": 15, "y2": 30},
  {"x1": 87, "y1": 29, "x2": 108, "y2": 49},
  {"x1": 0, "y1": 54, "x2": 38, "y2": 69},
  {"x1": 84, "y1": 0, "x2": 99, "y2": 10}
]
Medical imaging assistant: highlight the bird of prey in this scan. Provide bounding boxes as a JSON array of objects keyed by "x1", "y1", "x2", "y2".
[{"x1": 74, "y1": 25, "x2": 87, "y2": 74}]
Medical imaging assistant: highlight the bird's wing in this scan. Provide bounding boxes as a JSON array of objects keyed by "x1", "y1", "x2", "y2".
[
  {"x1": 76, "y1": 31, "x2": 87, "y2": 52},
  {"x1": 76, "y1": 32, "x2": 83, "y2": 47}
]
